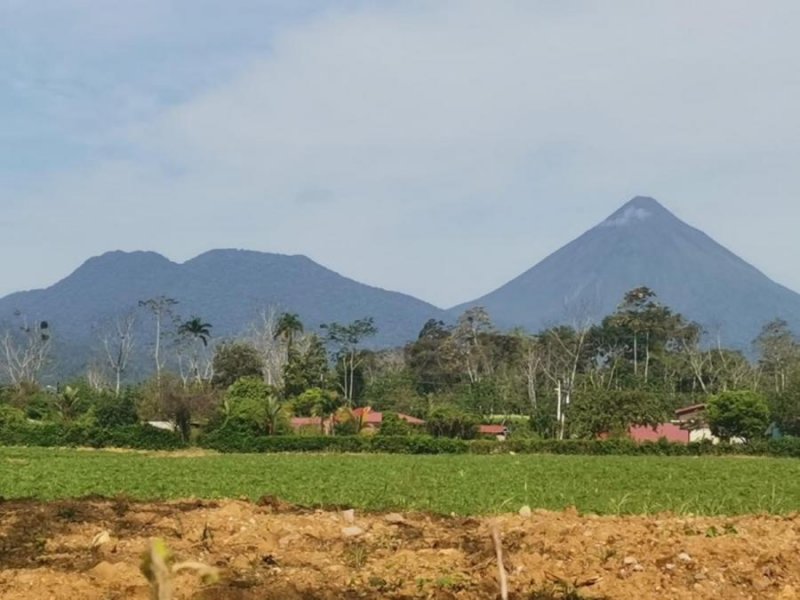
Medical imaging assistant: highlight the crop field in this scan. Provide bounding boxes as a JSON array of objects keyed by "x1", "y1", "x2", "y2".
[
  {"x1": 3, "y1": 447, "x2": 800, "y2": 515},
  {"x1": 3, "y1": 448, "x2": 800, "y2": 599}
]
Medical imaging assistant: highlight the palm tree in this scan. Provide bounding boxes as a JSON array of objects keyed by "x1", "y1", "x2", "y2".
[
  {"x1": 178, "y1": 317, "x2": 213, "y2": 383},
  {"x1": 274, "y1": 312, "x2": 304, "y2": 354},
  {"x1": 312, "y1": 391, "x2": 342, "y2": 436},
  {"x1": 178, "y1": 317, "x2": 213, "y2": 346}
]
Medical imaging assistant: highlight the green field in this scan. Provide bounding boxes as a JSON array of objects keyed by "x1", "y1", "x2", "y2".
[{"x1": 2, "y1": 447, "x2": 800, "y2": 515}]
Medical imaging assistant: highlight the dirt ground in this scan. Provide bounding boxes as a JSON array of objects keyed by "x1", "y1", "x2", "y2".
[{"x1": 1, "y1": 498, "x2": 799, "y2": 599}]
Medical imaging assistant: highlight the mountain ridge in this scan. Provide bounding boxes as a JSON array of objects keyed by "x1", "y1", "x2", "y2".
[
  {"x1": 0, "y1": 249, "x2": 447, "y2": 377},
  {"x1": 2, "y1": 197, "x2": 800, "y2": 380}
]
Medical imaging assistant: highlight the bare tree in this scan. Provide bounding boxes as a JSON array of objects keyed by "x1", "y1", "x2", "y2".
[
  {"x1": 247, "y1": 307, "x2": 288, "y2": 387},
  {"x1": 321, "y1": 317, "x2": 377, "y2": 405},
  {"x1": 85, "y1": 360, "x2": 110, "y2": 393},
  {"x1": 100, "y1": 313, "x2": 137, "y2": 396},
  {"x1": 522, "y1": 335, "x2": 543, "y2": 411},
  {"x1": 538, "y1": 316, "x2": 591, "y2": 440},
  {"x1": 176, "y1": 338, "x2": 216, "y2": 387},
  {"x1": 138, "y1": 297, "x2": 178, "y2": 383},
  {"x1": 450, "y1": 307, "x2": 494, "y2": 384},
  {"x1": 0, "y1": 315, "x2": 52, "y2": 386}
]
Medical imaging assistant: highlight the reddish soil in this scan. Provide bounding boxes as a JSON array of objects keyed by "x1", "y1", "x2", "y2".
[{"x1": 1, "y1": 498, "x2": 799, "y2": 599}]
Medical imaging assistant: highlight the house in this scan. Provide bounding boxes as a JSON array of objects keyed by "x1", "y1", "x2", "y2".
[
  {"x1": 478, "y1": 424, "x2": 509, "y2": 441},
  {"x1": 289, "y1": 407, "x2": 425, "y2": 435},
  {"x1": 289, "y1": 416, "x2": 329, "y2": 434},
  {"x1": 672, "y1": 403, "x2": 727, "y2": 442},
  {"x1": 628, "y1": 423, "x2": 689, "y2": 444},
  {"x1": 674, "y1": 403, "x2": 707, "y2": 426},
  {"x1": 351, "y1": 407, "x2": 426, "y2": 431}
]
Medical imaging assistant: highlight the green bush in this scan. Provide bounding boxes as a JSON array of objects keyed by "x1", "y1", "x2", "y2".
[
  {"x1": 425, "y1": 407, "x2": 479, "y2": 439},
  {"x1": 0, "y1": 422, "x2": 185, "y2": 450},
  {"x1": 378, "y1": 413, "x2": 413, "y2": 436},
  {"x1": 94, "y1": 389, "x2": 140, "y2": 428},
  {"x1": 707, "y1": 391, "x2": 770, "y2": 442},
  {"x1": 0, "y1": 404, "x2": 26, "y2": 427}
]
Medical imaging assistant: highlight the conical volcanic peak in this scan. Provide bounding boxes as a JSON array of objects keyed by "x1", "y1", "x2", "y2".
[
  {"x1": 452, "y1": 196, "x2": 800, "y2": 348},
  {"x1": 599, "y1": 196, "x2": 674, "y2": 228}
]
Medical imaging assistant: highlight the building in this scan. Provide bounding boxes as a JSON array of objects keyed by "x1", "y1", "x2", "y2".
[
  {"x1": 628, "y1": 423, "x2": 689, "y2": 444},
  {"x1": 478, "y1": 424, "x2": 509, "y2": 441},
  {"x1": 289, "y1": 407, "x2": 425, "y2": 435}
]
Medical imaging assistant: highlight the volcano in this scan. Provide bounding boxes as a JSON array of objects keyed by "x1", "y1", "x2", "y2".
[{"x1": 451, "y1": 196, "x2": 800, "y2": 347}]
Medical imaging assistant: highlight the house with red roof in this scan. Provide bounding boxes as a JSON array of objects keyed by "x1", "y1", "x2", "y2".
[
  {"x1": 478, "y1": 424, "x2": 509, "y2": 441},
  {"x1": 289, "y1": 407, "x2": 425, "y2": 435}
]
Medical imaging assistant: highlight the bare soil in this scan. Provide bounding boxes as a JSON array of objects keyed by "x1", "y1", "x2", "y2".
[{"x1": 1, "y1": 498, "x2": 799, "y2": 599}]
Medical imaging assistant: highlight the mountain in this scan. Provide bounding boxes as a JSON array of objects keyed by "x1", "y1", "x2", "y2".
[
  {"x1": 0, "y1": 249, "x2": 445, "y2": 377},
  {"x1": 451, "y1": 196, "x2": 800, "y2": 348}
]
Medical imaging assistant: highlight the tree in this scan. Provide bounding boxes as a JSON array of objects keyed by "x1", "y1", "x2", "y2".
[
  {"x1": 248, "y1": 307, "x2": 288, "y2": 387},
  {"x1": 0, "y1": 315, "x2": 52, "y2": 387},
  {"x1": 451, "y1": 307, "x2": 495, "y2": 384},
  {"x1": 320, "y1": 318, "x2": 377, "y2": 405},
  {"x1": 211, "y1": 342, "x2": 263, "y2": 389},
  {"x1": 311, "y1": 389, "x2": 343, "y2": 435},
  {"x1": 138, "y1": 296, "x2": 178, "y2": 382},
  {"x1": 226, "y1": 377, "x2": 286, "y2": 435},
  {"x1": 94, "y1": 388, "x2": 139, "y2": 428},
  {"x1": 378, "y1": 412, "x2": 412, "y2": 436},
  {"x1": 177, "y1": 316, "x2": 213, "y2": 385},
  {"x1": 178, "y1": 317, "x2": 212, "y2": 347},
  {"x1": 100, "y1": 312, "x2": 136, "y2": 396},
  {"x1": 707, "y1": 391, "x2": 770, "y2": 443},
  {"x1": 536, "y1": 324, "x2": 590, "y2": 440},
  {"x1": 569, "y1": 389, "x2": 669, "y2": 438},
  {"x1": 405, "y1": 319, "x2": 460, "y2": 394},
  {"x1": 274, "y1": 313, "x2": 304, "y2": 355},
  {"x1": 755, "y1": 319, "x2": 799, "y2": 393},
  {"x1": 52, "y1": 385, "x2": 82, "y2": 422},
  {"x1": 282, "y1": 334, "x2": 329, "y2": 398},
  {"x1": 425, "y1": 407, "x2": 479, "y2": 439}
]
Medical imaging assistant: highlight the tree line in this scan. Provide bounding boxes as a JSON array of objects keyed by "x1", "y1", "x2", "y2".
[{"x1": 1, "y1": 287, "x2": 799, "y2": 443}]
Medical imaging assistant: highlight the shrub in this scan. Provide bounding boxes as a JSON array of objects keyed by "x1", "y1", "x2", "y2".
[
  {"x1": 94, "y1": 389, "x2": 140, "y2": 428},
  {"x1": 425, "y1": 407, "x2": 479, "y2": 439},
  {"x1": 378, "y1": 413, "x2": 412, "y2": 436},
  {"x1": 0, "y1": 421, "x2": 185, "y2": 450},
  {"x1": 0, "y1": 404, "x2": 26, "y2": 427},
  {"x1": 707, "y1": 391, "x2": 770, "y2": 442}
]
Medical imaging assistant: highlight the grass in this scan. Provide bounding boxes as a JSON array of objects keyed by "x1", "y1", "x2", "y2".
[{"x1": 2, "y1": 446, "x2": 800, "y2": 515}]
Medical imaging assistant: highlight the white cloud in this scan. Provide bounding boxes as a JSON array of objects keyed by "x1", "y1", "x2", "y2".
[{"x1": 4, "y1": 0, "x2": 800, "y2": 307}]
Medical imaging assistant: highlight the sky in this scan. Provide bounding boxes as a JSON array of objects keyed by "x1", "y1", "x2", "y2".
[{"x1": 2, "y1": 0, "x2": 800, "y2": 308}]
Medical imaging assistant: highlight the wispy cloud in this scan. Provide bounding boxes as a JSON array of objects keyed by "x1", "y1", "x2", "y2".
[{"x1": 2, "y1": 1, "x2": 800, "y2": 306}]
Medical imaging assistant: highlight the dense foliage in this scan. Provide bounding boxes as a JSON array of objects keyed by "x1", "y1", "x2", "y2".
[{"x1": 2, "y1": 290, "x2": 800, "y2": 453}]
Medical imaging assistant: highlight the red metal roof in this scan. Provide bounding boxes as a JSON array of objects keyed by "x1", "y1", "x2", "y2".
[
  {"x1": 629, "y1": 423, "x2": 690, "y2": 444},
  {"x1": 351, "y1": 407, "x2": 382, "y2": 425},
  {"x1": 291, "y1": 408, "x2": 425, "y2": 431},
  {"x1": 479, "y1": 424, "x2": 508, "y2": 435},
  {"x1": 290, "y1": 417, "x2": 323, "y2": 428},
  {"x1": 675, "y1": 403, "x2": 706, "y2": 416}
]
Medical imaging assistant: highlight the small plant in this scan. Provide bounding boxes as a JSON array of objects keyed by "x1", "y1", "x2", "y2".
[
  {"x1": 343, "y1": 542, "x2": 370, "y2": 569},
  {"x1": 529, "y1": 573, "x2": 604, "y2": 600},
  {"x1": 140, "y1": 538, "x2": 219, "y2": 600}
]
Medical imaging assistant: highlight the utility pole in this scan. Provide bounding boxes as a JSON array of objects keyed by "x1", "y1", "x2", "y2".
[{"x1": 556, "y1": 380, "x2": 563, "y2": 440}]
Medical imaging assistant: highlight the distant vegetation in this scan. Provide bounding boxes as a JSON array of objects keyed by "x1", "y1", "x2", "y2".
[{"x1": 1, "y1": 286, "x2": 799, "y2": 451}]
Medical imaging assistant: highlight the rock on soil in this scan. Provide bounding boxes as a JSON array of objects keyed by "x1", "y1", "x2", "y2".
[{"x1": 0, "y1": 498, "x2": 799, "y2": 599}]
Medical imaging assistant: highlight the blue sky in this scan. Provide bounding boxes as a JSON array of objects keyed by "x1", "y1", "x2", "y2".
[{"x1": 2, "y1": 0, "x2": 800, "y2": 308}]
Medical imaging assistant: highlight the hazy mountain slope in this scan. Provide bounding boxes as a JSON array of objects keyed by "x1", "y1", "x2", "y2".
[
  {"x1": 451, "y1": 196, "x2": 800, "y2": 348},
  {"x1": 0, "y1": 249, "x2": 445, "y2": 377}
]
